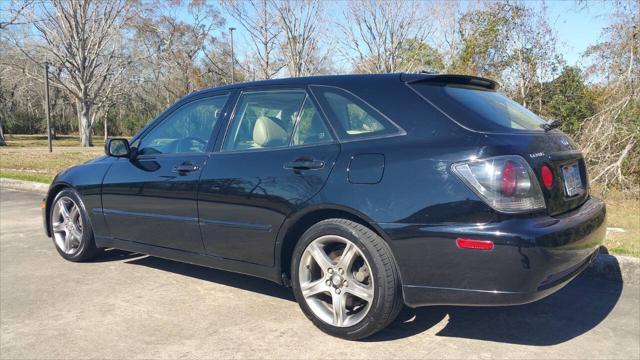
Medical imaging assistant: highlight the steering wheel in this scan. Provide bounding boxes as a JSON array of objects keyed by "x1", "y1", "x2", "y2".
[{"x1": 176, "y1": 136, "x2": 207, "y2": 153}]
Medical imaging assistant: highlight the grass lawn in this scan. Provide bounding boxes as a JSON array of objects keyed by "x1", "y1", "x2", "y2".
[
  {"x1": 1, "y1": 134, "x2": 638, "y2": 257},
  {"x1": 1, "y1": 134, "x2": 104, "y2": 183}
]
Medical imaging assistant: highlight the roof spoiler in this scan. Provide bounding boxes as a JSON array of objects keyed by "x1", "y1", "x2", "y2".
[{"x1": 400, "y1": 73, "x2": 499, "y2": 90}]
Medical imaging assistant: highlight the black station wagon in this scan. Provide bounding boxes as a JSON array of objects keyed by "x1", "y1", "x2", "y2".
[{"x1": 43, "y1": 73, "x2": 606, "y2": 340}]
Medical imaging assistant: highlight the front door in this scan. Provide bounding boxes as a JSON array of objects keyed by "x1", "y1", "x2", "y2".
[
  {"x1": 198, "y1": 88, "x2": 340, "y2": 266},
  {"x1": 101, "y1": 93, "x2": 230, "y2": 252}
]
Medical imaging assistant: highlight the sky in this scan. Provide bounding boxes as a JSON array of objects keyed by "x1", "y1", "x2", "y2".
[
  {"x1": 542, "y1": 0, "x2": 614, "y2": 66},
  {"x1": 189, "y1": 0, "x2": 617, "y2": 72}
]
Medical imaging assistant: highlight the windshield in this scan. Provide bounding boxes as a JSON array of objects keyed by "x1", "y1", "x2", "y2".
[{"x1": 411, "y1": 83, "x2": 546, "y2": 132}]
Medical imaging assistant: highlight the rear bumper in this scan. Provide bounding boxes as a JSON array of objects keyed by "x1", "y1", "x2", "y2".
[{"x1": 380, "y1": 196, "x2": 606, "y2": 307}]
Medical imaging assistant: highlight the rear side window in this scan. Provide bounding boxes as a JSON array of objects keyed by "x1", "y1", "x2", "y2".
[
  {"x1": 312, "y1": 86, "x2": 403, "y2": 140},
  {"x1": 411, "y1": 84, "x2": 546, "y2": 132}
]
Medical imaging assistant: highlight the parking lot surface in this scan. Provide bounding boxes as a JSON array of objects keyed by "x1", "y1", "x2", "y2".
[{"x1": 1, "y1": 188, "x2": 639, "y2": 359}]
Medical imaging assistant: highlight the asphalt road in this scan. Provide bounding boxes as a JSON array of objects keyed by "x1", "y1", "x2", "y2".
[{"x1": 1, "y1": 188, "x2": 639, "y2": 359}]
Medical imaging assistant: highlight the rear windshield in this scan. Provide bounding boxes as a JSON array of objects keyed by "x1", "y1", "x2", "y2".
[{"x1": 411, "y1": 83, "x2": 546, "y2": 132}]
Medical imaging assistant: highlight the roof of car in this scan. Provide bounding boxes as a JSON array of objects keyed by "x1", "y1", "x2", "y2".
[{"x1": 187, "y1": 72, "x2": 499, "y2": 99}]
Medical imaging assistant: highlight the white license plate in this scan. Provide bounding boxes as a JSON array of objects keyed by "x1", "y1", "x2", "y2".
[{"x1": 562, "y1": 162, "x2": 583, "y2": 197}]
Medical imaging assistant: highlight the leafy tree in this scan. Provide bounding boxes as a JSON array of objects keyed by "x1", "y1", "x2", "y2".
[{"x1": 540, "y1": 67, "x2": 595, "y2": 135}]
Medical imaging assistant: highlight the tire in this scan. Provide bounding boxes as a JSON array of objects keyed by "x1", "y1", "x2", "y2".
[
  {"x1": 49, "y1": 188, "x2": 101, "y2": 262},
  {"x1": 291, "y1": 218, "x2": 403, "y2": 340}
]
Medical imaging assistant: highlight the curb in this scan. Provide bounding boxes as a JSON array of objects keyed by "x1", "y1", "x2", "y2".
[
  {"x1": 1, "y1": 177, "x2": 638, "y2": 285},
  {"x1": 1, "y1": 177, "x2": 49, "y2": 195}
]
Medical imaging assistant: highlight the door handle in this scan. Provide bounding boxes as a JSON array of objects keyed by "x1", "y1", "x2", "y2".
[
  {"x1": 284, "y1": 159, "x2": 325, "y2": 171},
  {"x1": 172, "y1": 162, "x2": 200, "y2": 174}
]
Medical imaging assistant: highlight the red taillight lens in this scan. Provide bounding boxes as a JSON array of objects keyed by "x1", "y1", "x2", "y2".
[
  {"x1": 501, "y1": 161, "x2": 517, "y2": 196},
  {"x1": 456, "y1": 238, "x2": 494, "y2": 250},
  {"x1": 541, "y1": 164, "x2": 553, "y2": 189}
]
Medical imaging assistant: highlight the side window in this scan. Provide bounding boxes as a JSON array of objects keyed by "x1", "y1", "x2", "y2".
[
  {"x1": 223, "y1": 90, "x2": 306, "y2": 151},
  {"x1": 139, "y1": 95, "x2": 229, "y2": 155},
  {"x1": 312, "y1": 86, "x2": 403, "y2": 140},
  {"x1": 291, "y1": 98, "x2": 333, "y2": 146}
]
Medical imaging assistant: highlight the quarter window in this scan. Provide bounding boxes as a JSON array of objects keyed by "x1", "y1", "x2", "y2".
[
  {"x1": 312, "y1": 86, "x2": 402, "y2": 140},
  {"x1": 138, "y1": 95, "x2": 229, "y2": 155}
]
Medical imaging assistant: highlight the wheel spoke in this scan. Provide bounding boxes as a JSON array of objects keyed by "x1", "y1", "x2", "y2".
[
  {"x1": 332, "y1": 292, "x2": 347, "y2": 326},
  {"x1": 63, "y1": 231, "x2": 72, "y2": 252},
  {"x1": 52, "y1": 222, "x2": 65, "y2": 233},
  {"x1": 71, "y1": 228, "x2": 83, "y2": 241},
  {"x1": 300, "y1": 279, "x2": 328, "y2": 298},
  {"x1": 346, "y1": 279, "x2": 374, "y2": 302},
  {"x1": 69, "y1": 205, "x2": 79, "y2": 222},
  {"x1": 337, "y1": 242, "x2": 358, "y2": 270},
  {"x1": 58, "y1": 200, "x2": 70, "y2": 219},
  {"x1": 306, "y1": 242, "x2": 334, "y2": 270}
]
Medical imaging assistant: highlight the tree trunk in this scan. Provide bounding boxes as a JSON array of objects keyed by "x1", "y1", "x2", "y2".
[
  {"x1": 78, "y1": 100, "x2": 93, "y2": 147},
  {"x1": 0, "y1": 119, "x2": 6, "y2": 146}
]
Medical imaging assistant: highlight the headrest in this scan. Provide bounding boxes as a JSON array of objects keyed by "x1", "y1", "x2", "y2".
[{"x1": 253, "y1": 116, "x2": 288, "y2": 147}]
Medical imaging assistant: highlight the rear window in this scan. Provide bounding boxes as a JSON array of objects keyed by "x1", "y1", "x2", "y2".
[{"x1": 411, "y1": 83, "x2": 546, "y2": 132}]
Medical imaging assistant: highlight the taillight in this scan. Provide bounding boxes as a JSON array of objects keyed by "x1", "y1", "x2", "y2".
[
  {"x1": 452, "y1": 155, "x2": 545, "y2": 213},
  {"x1": 501, "y1": 161, "x2": 517, "y2": 196},
  {"x1": 541, "y1": 164, "x2": 554, "y2": 189}
]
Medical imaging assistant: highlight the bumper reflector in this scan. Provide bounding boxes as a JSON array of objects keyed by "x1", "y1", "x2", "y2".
[{"x1": 456, "y1": 238, "x2": 494, "y2": 250}]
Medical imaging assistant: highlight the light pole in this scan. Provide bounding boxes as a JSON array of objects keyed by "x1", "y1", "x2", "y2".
[
  {"x1": 229, "y1": 27, "x2": 236, "y2": 83},
  {"x1": 43, "y1": 62, "x2": 52, "y2": 153}
]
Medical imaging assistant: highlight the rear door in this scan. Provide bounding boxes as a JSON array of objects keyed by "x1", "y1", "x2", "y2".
[{"x1": 198, "y1": 86, "x2": 340, "y2": 266}]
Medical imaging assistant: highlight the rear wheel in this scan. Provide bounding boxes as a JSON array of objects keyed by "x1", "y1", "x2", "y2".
[
  {"x1": 291, "y1": 219, "x2": 402, "y2": 340},
  {"x1": 50, "y1": 188, "x2": 100, "y2": 262}
]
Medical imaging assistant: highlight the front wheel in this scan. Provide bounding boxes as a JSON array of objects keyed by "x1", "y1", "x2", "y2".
[
  {"x1": 291, "y1": 219, "x2": 402, "y2": 340},
  {"x1": 50, "y1": 188, "x2": 100, "y2": 262}
]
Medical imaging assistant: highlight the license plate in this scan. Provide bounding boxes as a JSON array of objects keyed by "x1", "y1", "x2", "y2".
[{"x1": 562, "y1": 162, "x2": 584, "y2": 197}]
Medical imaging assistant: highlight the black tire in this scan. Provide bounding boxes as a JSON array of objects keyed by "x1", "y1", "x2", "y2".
[
  {"x1": 291, "y1": 218, "x2": 403, "y2": 340},
  {"x1": 49, "y1": 188, "x2": 101, "y2": 262}
]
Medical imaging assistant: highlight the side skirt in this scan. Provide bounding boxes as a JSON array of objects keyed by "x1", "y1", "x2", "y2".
[{"x1": 95, "y1": 236, "x2": 283, "y2": 284}]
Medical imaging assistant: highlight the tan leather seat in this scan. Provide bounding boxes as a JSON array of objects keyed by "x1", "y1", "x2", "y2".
[{"x1": 253, "y1": 116, "x2": 288, "y2": 147}]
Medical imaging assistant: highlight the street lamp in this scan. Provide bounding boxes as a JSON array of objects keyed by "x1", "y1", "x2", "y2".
[{"x1": 229, "y1": 27, "x2": 236, "y2": 83}]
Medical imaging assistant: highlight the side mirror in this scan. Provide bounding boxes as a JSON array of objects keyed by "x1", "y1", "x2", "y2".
[{"x1": 105, "y1": 138, "x2": 131, "y2": 158}]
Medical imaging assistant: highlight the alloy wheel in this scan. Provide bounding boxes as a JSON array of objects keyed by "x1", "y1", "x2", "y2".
[
  {"x1": 51, "y1": 196, "x2": 83, "y2": 255},
  {"x1": 298, "y1": 235, "x2": 374, "y2": 327}
]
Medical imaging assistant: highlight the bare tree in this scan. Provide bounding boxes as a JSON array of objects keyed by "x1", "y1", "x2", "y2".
[
  {"x1": 222, "y1": 0, "x2": 283, "y2": 79},
  {"x1": 10, "y1": 0, "x2": 134, "y2": 146},
  {"x1": 337, "y1": 0, "x2": 434, "y2": 73},
  {"x1": 0, "y1": 0, "x2": 34, "y2": 29},
  {"x1": 272, "y1": 0, "x2": 328, "y2": 77},
  {"x1": 579, "y1": 0, "x2": 639, "y2": 191}
]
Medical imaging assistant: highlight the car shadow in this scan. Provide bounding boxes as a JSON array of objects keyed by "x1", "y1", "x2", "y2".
[
  {"x1": 118, "y1": 251, "x2": 622, "y2": 346},
  {"x1": 90, "y1": 248, "x2": 147, "y2": 263},
  {"x1": 124, "y1": 255, "x2": 295, "y2": 302}
]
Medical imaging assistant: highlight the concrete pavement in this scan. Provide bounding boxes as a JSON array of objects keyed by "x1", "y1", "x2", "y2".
[{"x1": 1, "y1": 188, "x2": 639, "y2": 359}]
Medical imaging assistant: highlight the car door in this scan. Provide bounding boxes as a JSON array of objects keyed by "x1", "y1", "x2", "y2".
[
  {"x1": 198, "y1": 87, "x2": 340, "y2": 266},
  {"x1": 101, "y1": 93, "x2": 231, "y2": 252}
]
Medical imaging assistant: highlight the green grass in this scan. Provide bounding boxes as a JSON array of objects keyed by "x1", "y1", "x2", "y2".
[
  {"x1": 1, "y1": 134, "x2": 103, "y2": 184},
  {"x1": 0, "y1": 170, "x2": 53, "y2": 183},
  {"x1": 3, "y1": 134, "x2": 105, "y2": 148},
  {"x1": 1, "y1": 134, "x2": 638, "y2": 257}
]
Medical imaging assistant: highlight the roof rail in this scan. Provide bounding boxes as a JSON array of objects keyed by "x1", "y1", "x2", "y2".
[{"x1": 400, "y1": 73, "x2": 499, "y2": 90}]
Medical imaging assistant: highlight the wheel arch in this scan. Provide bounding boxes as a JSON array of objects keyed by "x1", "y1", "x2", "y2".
[
  {"x1": 275, "y1": 204, "x2": 399, "y2": 285},
  {"x1": 44, "y1": 182, "x2": 73, "y2": 237}
]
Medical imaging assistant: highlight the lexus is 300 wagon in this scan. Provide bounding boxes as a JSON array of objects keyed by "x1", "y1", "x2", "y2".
[{"x1": 43, "y1": 73, "x2": 606, "y2": 340}]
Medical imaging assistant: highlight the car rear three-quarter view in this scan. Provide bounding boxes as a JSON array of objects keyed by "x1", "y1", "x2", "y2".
[{"x1": 42, "y1": 73, "x2": 606, "y2": 340}]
